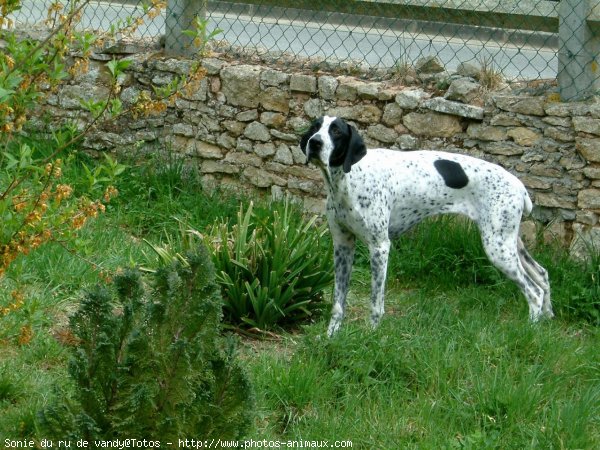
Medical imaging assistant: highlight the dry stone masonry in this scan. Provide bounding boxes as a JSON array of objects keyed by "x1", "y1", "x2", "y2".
[{"x1": 37, "y1": 49, "x2": 600, "y2": 256}]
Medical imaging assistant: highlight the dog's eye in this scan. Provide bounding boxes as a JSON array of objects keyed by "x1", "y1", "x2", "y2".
[{"x1": 331, "y1": 127, "x2": 342, "y2": 137}]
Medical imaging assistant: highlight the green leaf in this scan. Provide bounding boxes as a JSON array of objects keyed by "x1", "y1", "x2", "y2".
[
  {"x1": 106, "y1": 59, "x2": 132, "y2": 79},
  {"x1": 0, "y1": 86, "x2": 15, "y2": 102}
]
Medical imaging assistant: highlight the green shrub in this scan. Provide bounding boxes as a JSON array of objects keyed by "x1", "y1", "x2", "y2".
[
  {"x1": 38, "y1": 245, "x2": 254, "y2": 440},
  {"x1": 206, "y1": 199, "x2": 333, "y2": 332}
]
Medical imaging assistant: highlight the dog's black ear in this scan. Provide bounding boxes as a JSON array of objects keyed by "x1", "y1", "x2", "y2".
[
  {"x1": 300, "y1": 128, "x2": 311, "y2": 153},
  {"x1": 343, "y1": 124, "x2": 367, "y2": 173}
]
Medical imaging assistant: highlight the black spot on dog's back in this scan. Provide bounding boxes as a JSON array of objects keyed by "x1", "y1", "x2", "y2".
[{"x1": 434, "y1": 159, "x2": 469, "y2": 189}]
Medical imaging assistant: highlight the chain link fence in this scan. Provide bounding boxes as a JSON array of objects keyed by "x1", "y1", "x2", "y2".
[{"x1": 6, "y1": 1, "x2": 600, "y2": 99}]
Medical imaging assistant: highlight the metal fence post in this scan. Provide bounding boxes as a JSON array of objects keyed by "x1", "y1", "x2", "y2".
[
  {"x1": 165, "y1": 0, "x2": 206, "y2": 57},
  {"x1": 558, "y1": 0, "x2": 600, "y2": 101}
]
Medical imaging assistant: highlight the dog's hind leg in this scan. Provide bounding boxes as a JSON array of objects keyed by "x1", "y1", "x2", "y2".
[
  {"x1": 517, "y1": 238, "x2": 553, "y2": 318},
  {"x1": 328, "y1": 227, "x2": 356, "y2": 337},
  {"x1": 368, "y1": 237, "x2": 391, "y2": 329},
  {"x1": 480, "y1": 226, "x2": 546, "y2": 321}
]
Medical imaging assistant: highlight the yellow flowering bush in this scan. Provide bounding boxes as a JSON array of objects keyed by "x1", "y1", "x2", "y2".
[
  {"x1": 0, "y1": 1, "x2": 135, "y2": 338},
  {"x1": 1, "y1": 1, "x2": 218, "y2": 343}
]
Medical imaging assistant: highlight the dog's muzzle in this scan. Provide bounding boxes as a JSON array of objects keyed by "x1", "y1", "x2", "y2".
[{"x1": 305, "y1": 135, "x2": 323, "y2": 165}]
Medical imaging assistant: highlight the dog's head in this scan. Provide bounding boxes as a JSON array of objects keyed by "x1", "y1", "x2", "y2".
[{"x1": 300, "y1": 116, "x2": 366, "y2": 173}]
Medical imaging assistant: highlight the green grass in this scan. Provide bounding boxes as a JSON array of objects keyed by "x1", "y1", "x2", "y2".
[
  {"x1": 1, "y1": 147, "x2": 599, "y2": 448},
  {"x1": 249, "y1": 304, "x2": 599, "y2": 448}
]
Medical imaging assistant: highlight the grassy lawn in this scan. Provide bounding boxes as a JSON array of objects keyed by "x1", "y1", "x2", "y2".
[{"x1": 1, "y1": 148, "x2": 599, "y2": 448}]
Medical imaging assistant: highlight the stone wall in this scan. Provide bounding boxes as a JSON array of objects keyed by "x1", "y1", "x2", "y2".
[{"x1": 38, "y1": 48, "x2": 600, "y2": 254}]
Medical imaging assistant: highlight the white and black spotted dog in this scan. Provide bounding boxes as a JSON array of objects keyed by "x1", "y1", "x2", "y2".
[{"x1": 300, "y1": 116, "x2": 553, "y2": 337}]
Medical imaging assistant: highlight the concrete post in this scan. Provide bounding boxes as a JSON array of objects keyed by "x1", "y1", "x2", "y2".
[
  {"x1": 165, "y1": 0, "x2": 206, "y2": 57},
  {"x1": 558, "y1": 0, "x2": 600, "y2": 101}
]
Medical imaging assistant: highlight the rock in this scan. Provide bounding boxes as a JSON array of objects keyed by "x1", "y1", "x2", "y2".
[
  {"x1": 480, "y1": 142, "x2": 526, "y2": 156},
  {"x1": 260, "y1": 86, "x2": 290, "y2": 113},
  {"x1": 355, "y1": 104, "x2": 382, "y2": 123},
  {"x1": 456, "y1": 62, "x2": 481, "y2": 79},
  {"x1": 180, "y1": 78, "x2": 208, "y2": 102},
  {"x1": 201, "y1": 160, "x2": 239, "y2": 175},
  {"x1": 201, "y1": 58, "x2": 225, "y2": 75},
  {"x1": 367, "y1": 124, "x2": 398, "y2": 144},
  {"x1": 493, "y1": 95, "x2": 546, "y2": 116},
  {"x1": 151, "y1": 73, "x2": 174, "y2": 86},
  {"x1": 318, "y1": 76, "x2": 338, "y2": 100},
  {"x1": 560, "y1": 155, "x2": 586, "y2": 170},
  {"x1": 260, "y1": 112, "x2": 286, "y2": 129},
  {"x1": 222, "y1": 120, "x2": 245, "y2": 136},
  {"x1": 243, "y1": 121, "x2": 270, "y2": 142},
  {"x1": 382, "y1": 103, "x2": 403, "y2": 126},
  {"x1": 545, "y1": 100, "x2": 592, "y2": 118},
  {"x1": 121, "y1": 86, "x2": 140, "y2": 105},
  {"x1": 236, "y1": 138, "x2": 253, "y2": 153},
  {"x1": 571, "y1": 224, "x2": 600, "y2": 260},
  {"x1": 415, "y1": 56, "x2": 445, "y2": 73},
  {"x1": 507, "y1": 127, "x2": 541, "y2": 147},
  {"x1": 304, "y1": 98, "x2": 324, "y2": 119},
  {"x1": 261, "y1": 69, "x2": 289, "y2": 87},
  {"x1": 291, "y1": 146, "x2": 308, "y2": 164},
  {"x1": 578, "y1": 189, "x2": 600, "y2": 209},
  {"x1": 153, "y1": 58, "x2": 193, "y2": 74},
  {"x1": 445, "y1": 78, "x2": 481, "y2": 103},
  {"x1": 58, "y1": 84, "x2": 110, "y2": 109},
  {"x1": 221, "y1": 65, "x2": 262, "y2": 108},
  {"x1": 583, "y1": 166, "x2": 600, "y2": 179},
  {"x1": 576, "y1": 137, "x2": 600, "y2": 162},
  {"x1": 542, "y1": 116, "x2": 571, "y2": 127},
  {"x1": 290, "y1": 74, "x2": 317, "y2": 93},
  {"x1": 274, "y1": 144, "x2": 294, "y2": 165},
  {"x1": 242, "y1": 167, "x2": 286, "y2": 188},
  {"x1": 288, "y1": 178, "x2": 320, "y2": 195},
  {"x1": 530, "y1": 164, "x2": 562, "y2": 178},
  {"x1": 395, "y1": 89, "x2": 428, "y2": 109},
  {"x1": 467, "y1": 124, "x2": 507, "y2": 141},
  {"x1": 403, "y1": 112, "x2": 462, "y2": 138},
  {"x1": 254, "y1": 143, "x2": 276, "y2": 158},
  {"x1": 217, "y1": 132, "x2": 236, "y2": 149},
  {"x1": 544, "y1": 126, "x2": 575, "y2": 142},
  {"x1": 535, "y1": 192, "x2": 576, "y2": 209},
  {"x1": 357, "y1": 82, "x2": 380, "y2": 99},
  {"x1": 521, "y1": 176, "x2": 552, "y2": 191},
  {"x1": 576, "y1": 211, "x2": 599, "y2": 226},
  {"x1": 335, "y1": 76, "x2": 363, "y2": 101},
  {"x1": 573, "y1": 116, "x2": 600, "y2": 136},
  {"x1": 236, "y1": 109, "x2": 258, "y2": 122},
  {"x1": 398, "y1": 134, "x2": 418, "y2": 150},
  {"x1": 271, "y1": 129, "x2": 298, "y2": 142},
  {"x1": 196, "y1": 141, "x2": 224, "y2": 159},
  {"x1": 328, "y1": 105, "x2": 382, "y2": 123},
  {"x1": 224, "y1": 151, "x2": 262, "y2": 167},
  {"x1": 173, "y1": 123, "x2": 194, "y2": 137},
  {"x1": 422, "y1": 97, "x2": 484, "y2": 120}
]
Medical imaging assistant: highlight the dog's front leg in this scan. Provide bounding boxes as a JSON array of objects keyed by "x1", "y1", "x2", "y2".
[
  {"x1": 368, "y1": 238, "x2": 390, "y2": 329},
  {"x1": 327, "y1": 228, "x2": 356, "y2": 337}
]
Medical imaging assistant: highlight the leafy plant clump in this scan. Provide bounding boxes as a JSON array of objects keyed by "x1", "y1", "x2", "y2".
[
  {"x1": 38, "y1": 245, "x2": 254, "y2": 440},
  {"x1": 207, "y1": 199, "x2": 333, "y2": 332}
]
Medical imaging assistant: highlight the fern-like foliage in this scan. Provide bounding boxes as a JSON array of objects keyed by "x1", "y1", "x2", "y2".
[{"x1": 39, "y1": 245, "x2": 254, "y2": 440}]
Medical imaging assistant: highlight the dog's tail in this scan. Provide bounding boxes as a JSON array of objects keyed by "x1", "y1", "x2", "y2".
[{"x1": 523, "y1": 189, "x2": 533, "y2": 216}]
